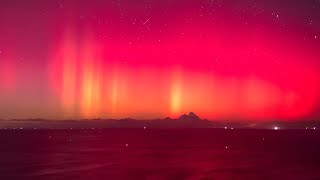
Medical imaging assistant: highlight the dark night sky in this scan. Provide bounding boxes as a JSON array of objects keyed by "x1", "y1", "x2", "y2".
[{"x1": 0, "y1": 0, "x2": 319, "y2": 120}]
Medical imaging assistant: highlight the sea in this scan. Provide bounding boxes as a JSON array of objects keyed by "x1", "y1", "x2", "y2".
[{"x1": 0, "y1": 129, "x2": 320, "y2": 180}]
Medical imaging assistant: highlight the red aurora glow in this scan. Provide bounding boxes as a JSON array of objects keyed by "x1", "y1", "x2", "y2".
[{"x1": 0, "y1": 0, "x2": 319, "y2": 120}]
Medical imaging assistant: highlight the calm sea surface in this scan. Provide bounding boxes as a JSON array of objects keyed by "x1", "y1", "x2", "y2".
[{"x1": 0, "y1": 129, "x2": 320, "y2": 179}]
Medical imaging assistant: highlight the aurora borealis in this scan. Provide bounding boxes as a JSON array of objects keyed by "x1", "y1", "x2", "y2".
[{"x1": 0, "y1": 0, "x2": 320, "y2": 120}]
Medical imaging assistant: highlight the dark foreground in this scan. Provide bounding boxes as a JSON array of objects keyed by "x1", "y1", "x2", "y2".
[{"x1": 0, "y1": 129, "x2": 320, "y2": 180}]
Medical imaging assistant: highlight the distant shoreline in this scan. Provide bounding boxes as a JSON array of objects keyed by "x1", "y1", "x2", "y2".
[{"x1": 0, "y1": 118, "x2": 319, "y2": 130}]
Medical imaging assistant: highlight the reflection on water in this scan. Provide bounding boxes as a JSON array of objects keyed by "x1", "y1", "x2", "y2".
[{"x1": 0, "y1": 129, "x2": 320, "y2": 179}]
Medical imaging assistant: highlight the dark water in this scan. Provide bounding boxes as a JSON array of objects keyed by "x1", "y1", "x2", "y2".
[{"x1": 0, "y1": 129, "x2": 320, "y2": 180}]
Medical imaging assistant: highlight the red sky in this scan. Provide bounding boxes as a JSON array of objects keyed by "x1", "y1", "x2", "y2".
[{"x1": 0, "y1": 0, "x2": 320, "y2": 120}]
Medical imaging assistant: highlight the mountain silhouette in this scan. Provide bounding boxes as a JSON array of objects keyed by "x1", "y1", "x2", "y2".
[{"x1": 178, "y1": 112, "x2": 201, "y2": 121}]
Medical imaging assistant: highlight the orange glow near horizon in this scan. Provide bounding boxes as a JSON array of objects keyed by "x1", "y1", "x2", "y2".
[
  {"x1": 46, "y1": 30, "x2": 320, "y2": 120},
  {"x1": 61, "y1": 35, "x2": 77, "y2": 114},
  {"x1": 170, "y1": 69, "x2": 182, "y2": 117}
]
